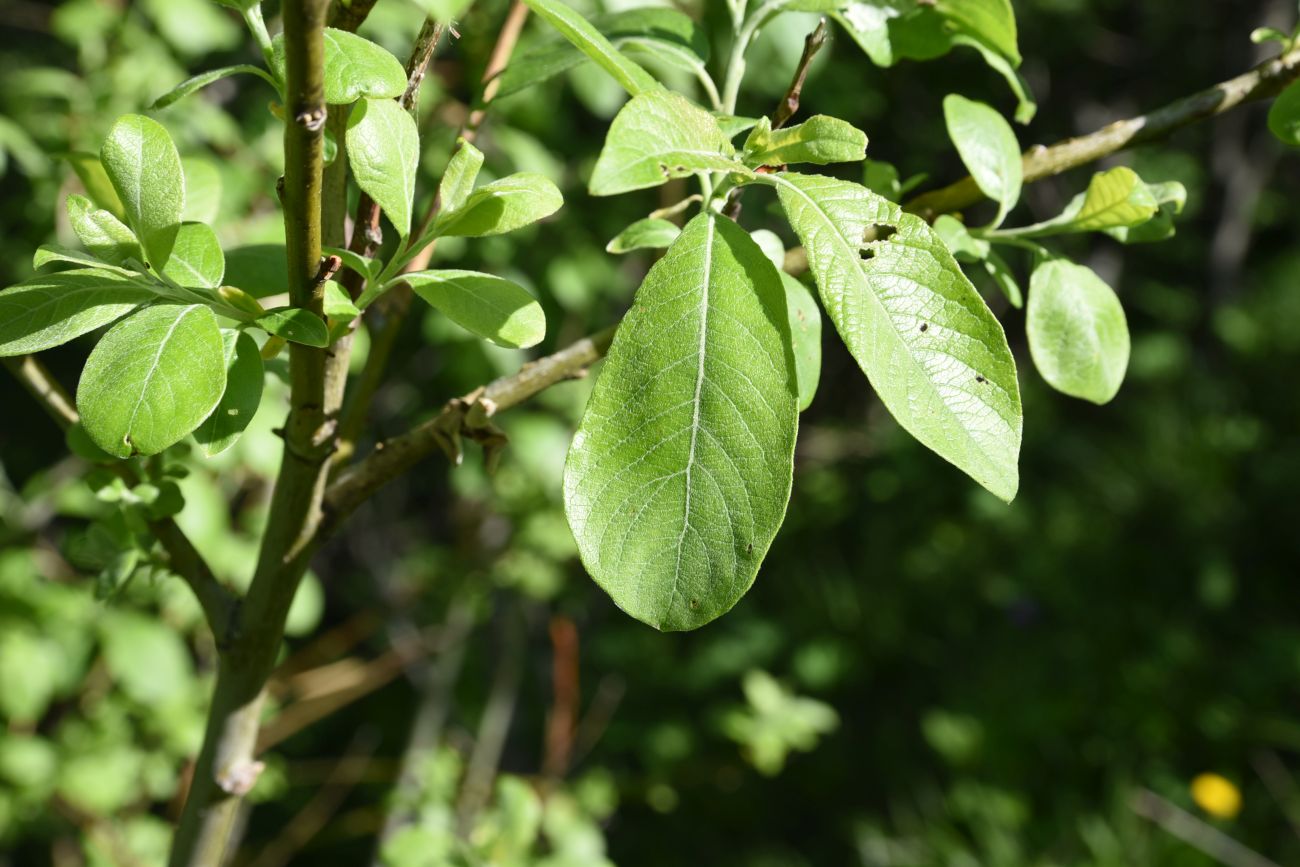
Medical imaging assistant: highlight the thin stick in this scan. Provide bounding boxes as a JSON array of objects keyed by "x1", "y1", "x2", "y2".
[
  {"x1": 771, "y1": 18, "x2": 827, "y2": 129},
  {"x1": 1131, "y1": 788, "x2": 1282, "y2": 867}
]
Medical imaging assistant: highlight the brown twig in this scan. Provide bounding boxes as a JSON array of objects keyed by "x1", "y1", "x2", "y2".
[
  {"x1": 771, "y1": 18, "x2": 827, "y2": 130},
  {"x1": 2, "y1": 356, "x2": 78, "y2": 429}
]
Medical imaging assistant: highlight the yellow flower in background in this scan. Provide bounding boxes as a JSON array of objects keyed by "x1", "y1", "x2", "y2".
[{"x1": 1191, "y1": 773, "x2": 1242, "y2": 819}]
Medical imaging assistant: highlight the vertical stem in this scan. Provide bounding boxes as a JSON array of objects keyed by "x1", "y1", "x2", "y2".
[{"x1": 168, "y1": 1, "x2": 332, "y2": 865}]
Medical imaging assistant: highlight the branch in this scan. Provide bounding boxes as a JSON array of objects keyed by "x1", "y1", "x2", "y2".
[
  {"x1": 2, "y1": 355, "x2": 78, "y2": 429},
  {"x1": 1131, "y1": 789, "x2": 1282, "y2": 867},
  {"x1": 905, "y1": 43, "x2": 1300, "y2": 220},
  {"x1": 771, "y1": 17, "x2": 827, "y2": 129}
]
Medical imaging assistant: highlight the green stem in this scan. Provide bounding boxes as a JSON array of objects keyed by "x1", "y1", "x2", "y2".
[
  {"x1": 243, "y1": 5, "x2": 279, "y2": 79},
  {"x1": 720, "y1": 0, "x2": 782, "y2": 114}
]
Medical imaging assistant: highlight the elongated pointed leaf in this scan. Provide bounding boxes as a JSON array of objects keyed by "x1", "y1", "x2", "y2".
[
  {"x1": 439, "y1": 139, "x2": 484, "y2": 214},
  {"x1": 34, "y1": 245, "x2": 133, "y2": 275},
  {"x1": 194, "y1": 330, "x2": 263, "y2": 456},
  {"x1": 770, "y1": 171, "x2": 1021, "y2": 501},
  {"x1": 606, "y1": 217, "x2": 680, "y2": 253},
  {"x1": 99, "y1": 114, "x2": 184, "y2": 269},
  {"x1": 253, "y1": 307, "x2": 330, "y2": 347},
  {"x1": 1000, "y1": 167, "x2": 1158, "y2": 238},
  {"x1": 943, "y1": 94, "x2": 1021, "y2": 227},
  {"x1": 67, "y1": 194, "x2": 141, "y2": 266},
  {"x1": 77, "y1": 304, "x2": 226, "y2": 458},
  {"x1": 565, "y1": 213, "x2": 798, "y2": 631},
  {"x1": 272, "y1": 28, "x2": 406, "y2": 103},
  {"x1": 161, "y1": 222, "x2": 225, "y2": 288},
  {"x1": 590, "y1": 90, "x2": 746, "y2": 196},
  {"x1": 406, "y1": 270, "x2": 546, "y2": 348},
  {"x1": 347, "y1": 97, "x2": 419, "y2": 237},
  {"x1": 742, "y1": 116, "x2": 867, "y2": 168},
  {"x1": 0, "y1": 269, "x2": 154, "y2": 356},
  {"x1": 519, "y1": 0, "x2": 658, "y2": 96},
  {"x1": 433, "y1": 173, "x2": 562, "y2": 237},
  {"x1": 1027, "y1": 259, "x2": 1129, "y2": 404},
  {"x1": 149, "y1": 64, "x2": 279, "y2": 110},
  {"x1": 781, "y1": 273, "x2": 822, "y2": 411}
]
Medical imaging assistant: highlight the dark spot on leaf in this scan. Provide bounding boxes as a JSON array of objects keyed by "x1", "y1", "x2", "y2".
[
  {"x1": 919, "y1": 323, "x2": 928, "y2": 332},
  {"x1": 689, "y1": 598, "x2": 699, "y2": 609},
  {"x1": 976, "y1": 375, "x2": 986, "y2": 383},
  {"x1": 746, "y1": 543, "x2": 754, "y2": 555}
]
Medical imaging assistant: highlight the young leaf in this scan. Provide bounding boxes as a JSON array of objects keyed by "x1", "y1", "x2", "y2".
[
  {"x1": 181, "y1": 157, "x2": 222, "y2": 224},
  {"x1": 1027, "y1": 259, "x2": 1129, "y2": 405},
  {"x1": 67, "y1": 194, "x2": 142, "y2": 267},
  {"x1": 63, "y1": 152, "x2": 125, "y2": 219},
  {"x1": 253, "y1": 307, "x2": 330, "y2": 347},
  {"x1": 0, "y1": 269, "x2": 154, "y2": 356},
  {"x1": 346, "y1": 97, "x2": 419, "y2": 237},
  {"x1": 936, "y1": 0, "x2": 1020, "y2": 66},
  {"x1": 161, "y1": 222, "x2": 225, "y2": 288},
  {"x1": 589, "y1": 90, "x2": 745, "y2": 196},
  {"x1": 564, "y1": 213, "x2": 798, "y2": 631},
  {"x1": 322, "y1": 246, "x2": 377, "y2": 284},
  {"x1": 33, "y1": 245, "x2": 134, "y2": 276},
  {"x1": 149, "y1": 64, "x2": 279, "y2": 110},
  {"x1": 742, "y1": 116, "x2": 868, "y2": 168},
  {"x1": 77, "y1": 304, "x2": 226, "y2": 458},
  {"x1": 433, "y1": 174, "x2": 563, "y2": 238},
  {"x1": 406, "y1": 270, "x2": 546, "y2": 348},
  {"x1": 942, "y1": 94, "x2": 1021, "y2": 227},
  {"x1": 606, "y1": 217, "x2": 681, "y2": 253},
  {"x1": 1103, "y1": 181, "x2": 1187, "y2": 244},
  {"x1": 272, "y1": 28, "x2": 406, "y2": 104},
  {"x1": 983, "y1": 249, "x2": 1023, "y2": 308},
  {"x1": 999, "y1": 167, "x2": 1158, "y2": 238},
  {"x1": 194, "y1": 330, "x2": 263, "y2": 457},
  {"x1": 769, "y1": 171, "x2": 1022, "y2": 501},
  {"x1": 715, "y1": 114, "x2": 760, "y2": 139},
  {"x1": 932, "y1": 215, "x2": 991, "y2": 262},
  {"x1": 99, "y1": 114, "x2": 184, "y2": 269},
  {"x1": 322, "y1": 281, "x2": 360, "y2": 322},
  {"x1": 519, "y1": 0, "x2": 659, "y2": 96},
  {"x1": 439, "y1": 139, "x2": 485, "y2": 215},
  {"x1": 782, "y1": 273, "x2": 822, "y2": 411}
]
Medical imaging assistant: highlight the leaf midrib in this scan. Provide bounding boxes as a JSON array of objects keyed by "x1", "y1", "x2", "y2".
[{"x1": 123, "y1": 305, "x2": 199, "y2": 450}]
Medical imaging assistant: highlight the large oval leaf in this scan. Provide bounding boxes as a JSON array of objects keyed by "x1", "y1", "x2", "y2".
[
  {"x1": 77, "y1": 304, "x2": 226, "y2": 458},
  {"x1": 565, "y1": 213, "x2": 798, "y2": 631},
  {"x1": 272, "y1": 28, "x2": 406, "y2": 104},
  {"x1": 1027, "y1": 259, "x2": 1129, "y2": 405},
  {"x1": 0, "y1": 269, "x2": 154, "y2": 356},
  {"x1": 99, "y1": 114, "x2": 184, "y2": 269},
  {"x1": 346, "y1": 97, "x2": 419, "y2": 237},
  {"x1": 770, "y1": 171, "x2": 1022, "y2": 501},
  {"x1": 406, "y1": 270, "x2": 546, "y2": 348}
]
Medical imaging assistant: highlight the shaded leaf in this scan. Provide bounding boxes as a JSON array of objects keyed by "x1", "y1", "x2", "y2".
[
  {"x1": 0, "y1": 269, "x2": 154, "y2": 356},
  {"x1": 519, "y1": 0, "x2": 659, "y2": 96},
  {"x1": 149, "y1": 64, "x2": 279, "y2": 110},
  {"x1": 782, "y1": 273, "x2": 822, "y2": 411},
  {"x1": 194, "y1": 330, "x2": 263, "y2": 456},
  {"x1": 253, "y1": 307, "x2": 330, "y2": 347},
  {"x1": 606, "y1": 217, "x2": 681, "y2": 253}
]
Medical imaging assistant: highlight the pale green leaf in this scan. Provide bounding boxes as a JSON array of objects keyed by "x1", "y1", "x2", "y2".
[
  {"x1": 322, "y1": 281, "x2": 360, "y2": 321},
  {"x1": 149, "y1": 64, "x2": 279, "y2": 110},
  {"x1": 935, "y1": 0, "x2": 1020, "y2": 66},
  {"x1": 1027, "y1": 259, "x2": 1129, "y2": 405},
  {"x1": 942, "y1": 94, "x2": 1021, "y2": 227},
  {"x1": 406, "y1": 270, "x2": 546, "y2": 348},
  {"x1": 932, "y1": 214, "x2": 991, "y2": 261},
  {"x1": 77, "y1": 304, "x2": 226, "y2": 457},
  {"x1": 99, "y1": 114, "x2": 184, "y2": 269},
  {"x1": 782, "y1": 273, "x2": 822, "y2": 412},
  {"x1": 433, "y1": 173, "x2": 563, "y2": 237},
  {"x1": 1103, "y1": 180, "x2": 1187, "y2": 244},
  {"x1": 0, "y1": 269, "x2": 154, "y2": 356},
  {"x1": 439, "y1": 139, "x2": 484, "y2": 214},
  {"x1": 194, "y1": 330, "x2": 263, "y2": 456},
  {"x1": 999, "y1": 167, "x2": 1159, "y2": 238},
  {"x1": 983, "y1": 249, "x2": 1022, "y2": 308},
  {"x1": 67, "y1": 193, "x2": 141, "y2": 266},
  {"x1": 253, "y1": 307, "x2": 330, "y2": 347},
  {"x1": 63, "y1": 152, "x2": 125, "y2": 219},
  {"x1": 33, "y1": 244, "x2": 134, "y2": 275},
  {"x1": 161, "y1": 222, "x2": 225, "y2": 288},
  {"x1": 346, "y1": 97, "x2": 419, "y2": 237},
  {"x1": 750, "y1": 229, "x2": 785, "y2": 269},
  {"x1": 519, "y1": 0, "x2": 659, "y2": 96},
  {"x1": 181, "y1": 157, "x2": 222, "y2": 224},
  {"x1": 742, "y1": 116, "x2": 867, "y2": 168},
  {"x1": 590, "y1": 90, "x2": 745, "y2": 196},
  {"x1": 410, "y1": 0, "x2": 474, "y2": 23},
  {"x1": 606, "y1": 217, "x2": 680, "y2": 253},
  {"x1": 769, "y1": 171, "x2": 1021, "y2": 501},
  {"x1": 564, "y1": 212, "x2": 798, "y2": 630},
  {"x1": 272, "y1": 28, "x2": 406, "y2": 103},
  {"x1": 322, "y1": 246, "x2": 377, "y2": 284}
]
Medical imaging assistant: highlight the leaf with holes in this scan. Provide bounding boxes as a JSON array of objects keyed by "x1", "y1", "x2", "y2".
[
  {"x1": 0, "y1": 269, "x2": 155, "y2": 356},
  {"x1": 768, "y1": 171, "x2": 1021, "y2": 501},
  {"x1": 406, "y1": 270, "x2": 546, "y2": 349},
  {"x1": 99, "y1": 114, "x2": 184, "y2": 269},
  {"x1": 943, "y1": 94, "x2": 1021, "y2": 227},
  {"x1": 194, "y1": 330, "x2": 263, "y2": 457},
  {"x1": 77, "y1": 304, "x2": 226, "y2": 458},
  {"x1": 565, "y1": 213, "x2": 798, "y2": 631},
  {"x1": 347, "y1": 97, "x2": 419, "y2": 237},
  {"x1": 161, "y1": 223, "x2": 224, "y2": 288},
  {"x1": 1027, "y1": 259, "x2": 1129, "y2": 405},
  {"x1": 590, "y1": 90, "x2": 746, "y2": 196}
]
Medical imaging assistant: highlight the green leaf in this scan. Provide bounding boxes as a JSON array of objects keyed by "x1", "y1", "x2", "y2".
[
  {"x1": 715, "y1": 114, "x2": 761, "y2": 139},
  {"x1": 742, "y1": 116, "x2": 867, "y2": 168},
  {"x1": 34, "y1": 244, "x2": 134, "y2": 275},
  {"x1": 1103, "y1": 180, "x2": 1187, "y2": 244},
  {"x1": 782, "y1": 273, "x2": 822, "y2": 412},
  {"x1": 194, "y1": 330, "x2": 263, "y2": 456},
  {"x1": 99, "y1": 114, "x2": 185, "y2": 269},
  {"x1": 149, "y1": 64, "x2": 279, "y2": 110},
  {"x1": 272, "y1": 28, "x2": 406, "y2": 104},
  {"x1": 433, "y1": 173, "x2": 563, "y2": 237},
  {"x1": 952, "y1": 35, "x2": 1036, "y2": 124},
  {"x1": 347, "y1": 97, "x2": 420, "y2": 237},
  {"x1": 0, "y1": 269, "x2": 154, "y2": 356},
  {"x1": 63, "y1": 152, "x2": 125, "y2": 219},
  {"x1": 999, "y1": 167, "x2": 1159, "y2": 238},
  {"x1": 942, "y1": 94, "x2": 1021, "y2": 227},
  {"x1": 322, "y1": 281, "x2": 360, "y2": 321},
  {"x1": 983, "y1": 249, "x2": 1022, "y2": 308},
  {"x1": 519, "y1": 0, "x2": 659, "y2": 96},
  {"x1": 439, "y1": 139, "x2": 484, "y2": 214},
  {"x1": 161, "y1": 222, "x2": 225, "y2": 288},
  {"x1": 935, "y1": 0, "x2": 1020, "y2": 66},
  {"x1": 606, "y1": 217, "x2": 681, "y2": 253},
  {"x1": 589, "y1": 90, "x2": 745, "y2": 196},
  {"x1": 406, "y1": 270, "x2": 546, "y2": 348},
  {"x1": 1027, "y1": 259, "x2": 1129, "y2": 405},
  {"x1": 253, "y1": 307, "x2": 330, "y2": 347},
  {"x1": 67, "y1": 193, "x2": 142, "y2": 266},
  {"x1": 769, "y1": 171, "x2": 1021, "y2": 501},
  {"x1": 224, "y1": 244, "x2": 288, "y2": 297},
  {"x1": 751, "y1": 229, "x2": 785, "y2": 269},
  {"x1": 100, "y1": 611, "x2": 194, "y2": 704},
  {"x1": 181, "y1": 157, "x2": 222, "y2": 224},
  {"x1": 322, "y1": 246, "x2": 377, "y2": 284},
  {"x1": 932, "y1": 214, "x2": 991, "y2": 262},
  {"x1": 77, "y1": 304, "x2": 226, "y2": 458},
  {"x1": 564, "y1": 212, "x2": 798, "y2": 630},
  {"x1": 410, "y1": 0, "x2": 475, "y2": 22}
]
